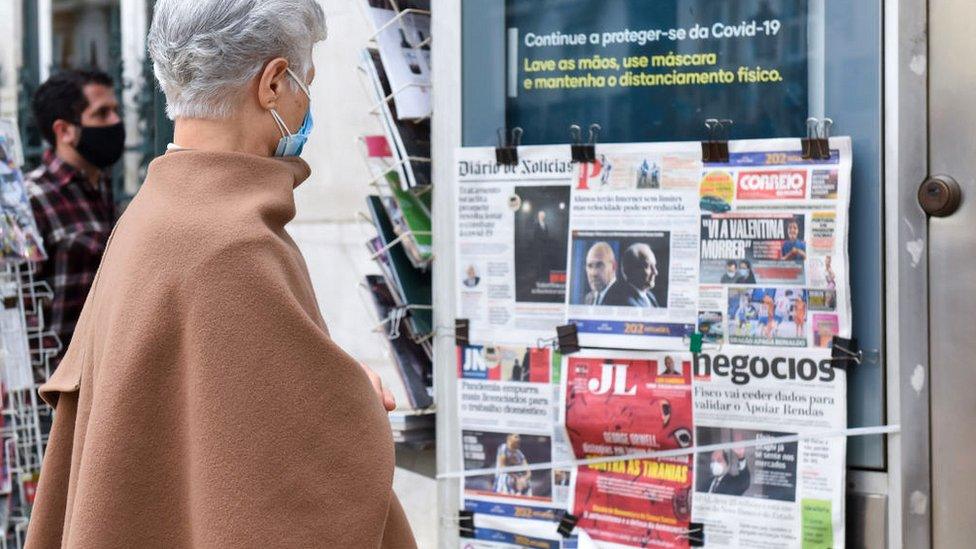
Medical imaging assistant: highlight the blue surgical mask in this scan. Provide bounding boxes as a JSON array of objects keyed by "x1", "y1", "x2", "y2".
[{"x1": 271, "y1": 68, "x2": 313, "y2": 157}]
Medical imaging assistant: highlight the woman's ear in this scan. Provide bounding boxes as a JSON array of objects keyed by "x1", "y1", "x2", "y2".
[{"x1": 257, "y1": 58, "x2": 290, "y2": 111}]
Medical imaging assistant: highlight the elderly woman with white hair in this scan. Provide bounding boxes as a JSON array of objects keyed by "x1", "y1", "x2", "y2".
[{"x1": 25, "y1": 1, "x2": 416, "y2": 547}]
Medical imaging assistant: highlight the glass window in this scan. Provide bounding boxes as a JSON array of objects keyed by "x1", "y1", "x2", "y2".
[{"x1": 462, "y1": 0, "x2": 884, "y2": 469}]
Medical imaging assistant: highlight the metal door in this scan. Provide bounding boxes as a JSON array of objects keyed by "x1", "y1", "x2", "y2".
[{"x1": 928, "y1": 0, "x2": 976, "y2": 546}]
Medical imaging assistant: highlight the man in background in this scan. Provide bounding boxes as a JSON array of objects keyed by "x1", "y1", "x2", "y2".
[
  {"x1": 26, "y1": 69, "x2": 123, "y2": 374},
  {"x1": 583, "y1": 241, "x2": 618, "y2": 305}
]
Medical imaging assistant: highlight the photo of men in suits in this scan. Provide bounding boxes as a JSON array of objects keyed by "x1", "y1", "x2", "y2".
[{"x1": 571, "y1": 232, "x2": 670, "y2": 308}]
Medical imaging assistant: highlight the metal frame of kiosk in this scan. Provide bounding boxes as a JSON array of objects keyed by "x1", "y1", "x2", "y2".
[{"x1": 432, "y1": 1, "x2": 933, "y2": 546}]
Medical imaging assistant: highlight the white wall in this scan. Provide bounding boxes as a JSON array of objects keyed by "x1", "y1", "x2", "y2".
[{"x1": 294, "y1": 0, "x2": 378, "y2": 223}]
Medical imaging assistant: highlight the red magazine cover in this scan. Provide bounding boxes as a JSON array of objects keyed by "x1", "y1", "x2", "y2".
[{"x1": 563, "y1": 352, "x2": 695, "y2": 547}]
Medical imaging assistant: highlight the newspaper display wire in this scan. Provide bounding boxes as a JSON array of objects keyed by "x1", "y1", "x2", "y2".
[{"x1": 439, "y1": 425, "x2": 900, "y2": 480}]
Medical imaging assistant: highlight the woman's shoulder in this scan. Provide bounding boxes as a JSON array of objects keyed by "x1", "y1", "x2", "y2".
[{"x1": 188, "y1": 228, "x2": 302, "y2": 283}]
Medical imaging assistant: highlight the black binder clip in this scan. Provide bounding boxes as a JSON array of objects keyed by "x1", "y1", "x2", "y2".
[
  {"x1": 702, "y1": 118, "x2": 732, "y2": 164},
  {"x1": 802, "y1": 117, "x2": 832, "y2": 160},
  {"x1": 557, "y1": 512, "x2": 579, "y2": 537},
  {"x1": 570, "y1": 123, "x2": 601, "y2": 163},
  {"x1": 687, "y1": 522, "x2": 705, "y2": 547},
  {"x1": 455, "y1": 318, "x2": 470, "y2": 347},
  {"x1": 458, "y1": 510, "x2": 475, "y2": 539},
  {"x1": 556, "y1": 324, "x2": 580, "y2": 355},
  {"x1": 830, "y1": 336, "x2": 861, "y2": 370},
  {"x1": 495, "y1": 127, "x2": 523, "y2": 166}
]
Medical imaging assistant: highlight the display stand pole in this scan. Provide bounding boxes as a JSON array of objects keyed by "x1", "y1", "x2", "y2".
[{"x1": 431, "y1": 0, "x2": 461, "y2": 546}]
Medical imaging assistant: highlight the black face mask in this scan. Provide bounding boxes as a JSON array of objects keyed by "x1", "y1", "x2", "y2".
[{"x1": 75, "y1": 122, "x2": 126, "y2": 169}]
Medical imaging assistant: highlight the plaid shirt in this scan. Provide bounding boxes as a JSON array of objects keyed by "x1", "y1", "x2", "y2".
[{"x1": 25, "y1": 150, "x2": 115, "y2": 373}]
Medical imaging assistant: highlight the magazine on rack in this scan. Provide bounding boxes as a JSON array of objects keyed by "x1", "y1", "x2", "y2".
[
  {"x1": 361, "y1": 48, "x2": 431, "y2": 188},
  {"x1": 360, "y1": 134, "x2": 431, "y2": 267},
  {"x1": 380, "y1": 171, "x2": 432, "y2": 268},
  {"x1": 0, "y1": 121, "x2": 24, "y2": 169},
  {"x1": 0, "y1": 123, "x2": 46, "y2": 264},
  {"x1": 364, "y1": 274, "x2": 433, "y2": 409},
  {"x1": 366, "y1": 195, "x2": 432, "y2": 336},
  {"x1": 363, "y1": 0, "x2": 431, "y2": 120},
  {"x1": 1, "y1": 284, "x2": 33, "y2": 392}
]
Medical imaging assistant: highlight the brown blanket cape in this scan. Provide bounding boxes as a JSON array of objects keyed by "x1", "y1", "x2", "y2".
[{"x1": 25, "y1": 150, "x2": 415, "y2": 548}]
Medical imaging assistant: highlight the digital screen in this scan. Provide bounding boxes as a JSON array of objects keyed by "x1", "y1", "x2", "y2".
[{"x1": 502, "y1": 0, "x2": 809, "y2": 144}]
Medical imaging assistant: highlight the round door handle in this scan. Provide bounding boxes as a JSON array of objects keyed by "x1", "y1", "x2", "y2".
[{"x1": 918, "y1": 175, "x2": 962, "y2": 217}]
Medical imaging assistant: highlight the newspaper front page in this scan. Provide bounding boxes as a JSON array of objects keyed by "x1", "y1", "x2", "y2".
[
  {"x1": 452, "y1": 138, "x2": 853, "y2": 548},
  {"x1": 691, "y1": 348, "x2": 845, "y2": 548},
  {"x1": 697, "y1": 138, "x2": 852, "y2": 350},
  {"x1": 455, "y1": 146, "x2": 575, "y2": 344},
  {"x1": 457, "y1": 344, "x2": 575, "y2": 548},
  {"x1": 560, "y1": 350, "x2": 696, "y2": 548}
]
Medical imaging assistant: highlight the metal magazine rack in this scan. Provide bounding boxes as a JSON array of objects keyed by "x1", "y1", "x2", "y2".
[
  {"x1": 1, "y1": 261, "x2": 60, "y2": 548},
  {"x1": 353, "y1": 0, "x2": 436, "y2": 447}
]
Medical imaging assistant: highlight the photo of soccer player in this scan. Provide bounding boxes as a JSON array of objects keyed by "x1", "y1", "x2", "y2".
[{"x1": 727, "y1": 287, "x2": 809, "y2": 347}]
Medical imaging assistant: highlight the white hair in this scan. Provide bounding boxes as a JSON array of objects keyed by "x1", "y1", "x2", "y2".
[{"x1": 148, "y1": 0, "x2": 327, "y2": 120}]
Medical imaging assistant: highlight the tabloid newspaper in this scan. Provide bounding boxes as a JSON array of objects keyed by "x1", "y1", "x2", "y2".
[
  {"x1": 566, "y1": 138, "x2": 851, "y2": 351},
  {"x1": 452, "y1": 138, "x2": 852, "y2": 548},
  {"x1": 561, "y1": 351, "x2": 696, "y2": 548},
  {"x1": 694, "y1": 138, "x2": 852, "y2": 351},
  {"x1": 455, "y1": 146, "x2": 575, "y2": 344}
]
